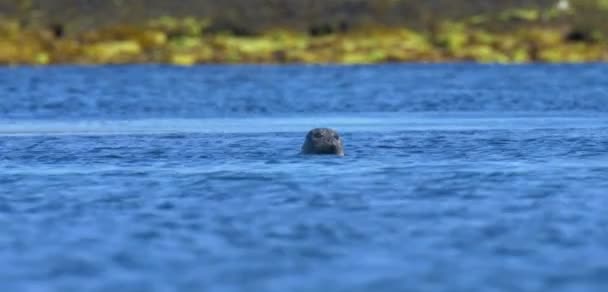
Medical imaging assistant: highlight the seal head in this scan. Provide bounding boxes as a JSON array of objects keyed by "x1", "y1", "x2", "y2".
[{"x1": 301, "y1": 128, "x2": 344, "y2": 156}]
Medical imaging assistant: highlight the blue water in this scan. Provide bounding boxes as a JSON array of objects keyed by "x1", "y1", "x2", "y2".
[{"x1": 1, "y1": 64, "x2": 608, "y2": 292}]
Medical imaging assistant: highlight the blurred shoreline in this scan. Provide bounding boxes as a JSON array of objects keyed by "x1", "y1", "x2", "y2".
[{"x1": 2, "y1": 0, "x2": 608, "y2": 65}]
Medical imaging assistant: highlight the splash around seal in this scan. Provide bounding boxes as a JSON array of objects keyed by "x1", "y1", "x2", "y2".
[{"x1": 301, "y1": 128, "x2": 345, "y2": 156}]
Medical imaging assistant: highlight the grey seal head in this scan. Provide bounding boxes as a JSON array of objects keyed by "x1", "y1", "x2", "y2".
[{"x1": 301, "y1": 128, "x2": 345, "y2": 156}]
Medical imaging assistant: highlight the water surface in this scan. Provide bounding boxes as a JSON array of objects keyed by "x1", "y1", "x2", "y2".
[{"x1": 1, "y1": 64, "x2": 608, "y2": 292}]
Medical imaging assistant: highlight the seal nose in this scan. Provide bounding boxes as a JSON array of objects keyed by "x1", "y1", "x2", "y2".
[{"x1": 329, "y1": 144, "x2": 338, "y2": 153}]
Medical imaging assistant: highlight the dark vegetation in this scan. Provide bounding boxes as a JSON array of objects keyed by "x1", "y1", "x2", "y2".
[{"x1": 1, "y1": 0, "x2": 608, "y2": 64}]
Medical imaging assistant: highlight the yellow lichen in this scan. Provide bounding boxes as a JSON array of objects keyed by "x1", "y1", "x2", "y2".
[
  {"x1": 0, "y1": 11, "x2": 607, "y2": 65},
  {"x1": 84, "y1": 41, "x2": 142, "y2": 63}
]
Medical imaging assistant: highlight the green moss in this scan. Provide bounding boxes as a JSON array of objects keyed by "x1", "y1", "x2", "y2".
[{"x1": 435, "y1": 22, "x2": 469, "y2": 51}]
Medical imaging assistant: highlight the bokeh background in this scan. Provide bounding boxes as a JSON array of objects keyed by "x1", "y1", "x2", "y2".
[{"x1": 1, "y1": 0, "x2": 608, "y2": 64}]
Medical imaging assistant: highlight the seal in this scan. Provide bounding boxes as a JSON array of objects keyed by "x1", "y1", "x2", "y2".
[{"x1": 301, "y1": 128, "x2": 345, "y2": 156}]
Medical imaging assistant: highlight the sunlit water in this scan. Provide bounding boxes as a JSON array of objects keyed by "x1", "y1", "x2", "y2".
[{"x1": 1, "y1": 64, "x2": 608, "y2": 292}]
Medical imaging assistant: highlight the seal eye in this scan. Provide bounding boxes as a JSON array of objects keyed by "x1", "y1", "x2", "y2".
[
  {"x1": 313, "y1": 132, "x2": 323, "y2": 138},
  {"x1": 333, "y1": 134, "x2": 340, "y2": 140}
]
